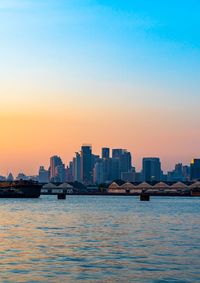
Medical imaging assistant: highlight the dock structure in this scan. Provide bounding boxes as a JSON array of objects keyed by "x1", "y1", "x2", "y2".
[
  {"x1": 107, "y1": 181, "x2": 192, "y2": 196},
  {"x1": 41, "y1": 182, "x2": 75, "y2": 195}
]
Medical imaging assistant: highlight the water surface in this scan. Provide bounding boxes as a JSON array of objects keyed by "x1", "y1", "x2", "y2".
[{"x1": 0, "y1": 196, "x2": 200, "y2": 282}]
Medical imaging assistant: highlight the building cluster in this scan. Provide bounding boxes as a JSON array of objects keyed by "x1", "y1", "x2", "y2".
[
  {"x1": 1, "y1": 145, "x2": 200, "y2": 185},
  {"x1": 40, "y1": 145, "x2": 133, "y2": 184}
]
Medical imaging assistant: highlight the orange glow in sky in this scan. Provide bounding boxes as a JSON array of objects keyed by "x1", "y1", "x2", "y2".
[{"x1": 0, "y1": 1, "x2": 200, "y2": 176}]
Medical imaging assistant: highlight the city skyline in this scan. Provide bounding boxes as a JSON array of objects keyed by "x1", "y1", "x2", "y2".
[
  {"x1": 0, "y1": 144, "x2": 199, "y2": 184},
  {"x1": 1, "y1": 1, "x2": 200, "y2": 175},
  {"x1": 0, "y1": 144, "x2": 199, "y2": 176}
]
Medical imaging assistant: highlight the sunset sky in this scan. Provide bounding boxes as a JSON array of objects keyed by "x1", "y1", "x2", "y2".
[{"x1": 0, "y1": 0, "x2": 200, "y2": 176}]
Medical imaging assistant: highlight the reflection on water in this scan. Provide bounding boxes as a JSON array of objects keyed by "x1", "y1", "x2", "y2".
[{"x1": 0, "y1": 196, "x2": 200, "y2": 282}]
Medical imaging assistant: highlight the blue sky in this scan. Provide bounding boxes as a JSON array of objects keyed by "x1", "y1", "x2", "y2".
[
  {"x1": 1, "y1": 0, "x2": 199, "y2": 101},
  {"x1": 0, "y1": 0, "x2": 200, "y2": 174}
]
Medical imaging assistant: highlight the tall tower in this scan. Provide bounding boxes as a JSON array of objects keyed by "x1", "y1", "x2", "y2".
[
  {"x1": 111, "y1": 149, "x2": 132, "y2": 180},
  {"x1": 102, "y1": 147, "x2": 110, "y2": 159},
  {"x1": 190, "y1": 159, "x2": 200, "y2": 181},
  {"x1": 142, "y1": 157, "x2": 161, "y2": 182},
  {"x1": 50, "y1": 155, "x2": 64, "y2": 182},
  {"x1": 74, "y1": 152, "x2": 81, "y2": 182},
  {"x1": 38, "y1": 166, "x2": 49, "y2": 183},
  {"x1": 81, "y1": 145, "x2": 92, "y2": 184}
]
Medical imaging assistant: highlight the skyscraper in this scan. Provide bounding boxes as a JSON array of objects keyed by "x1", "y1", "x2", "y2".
[
  {"x1": 102, "y1": 158, "x2": 112, "y2": 183},
  {"x1": 38, "y1": 166, "x2": 49, "y2": 183},
  {"x1": 112, "y1": 149, "x2": 123, "y2": 159},
  {"x1": 74, "y1": 152, "x2": 81, "y2": 182},
  {"x1": 102, "y1": 147, "x2": 110, "y2": 159},
  {"x1": 112, "y1": 149, "x2": 132, "y2": 180},
  {"x1": 50, "y1": 155, "x2": 65, "y2": 182},
  {"x1": 121, "y1": 167, "x2": 135, "y2": 182},
  {"x1": 81, "y1": 145, "x2": 92, "y2": 184},
  {"x1": 173, "y1": 163, "x2": 184, "y2": 181},
  {"x1": 120, "y1": 150, "x2": 132, "y2": 174},
  {"x1": 55, "y1": 163, "x2": 66, "y2": 182},
  {"x1": 142, "y1": 158, "x2": 161, "y2": 182},
  {"x1": 190, "y1": 159, "x2": 200, "y2": 181},
  {"x1": 111, "y1": 149, "x2": 124, "y2": 180},
  {"x1": 65, "y1": 161, "x2": 74, "y2": 182},
  {"x1": 93, "y1": 160, "x2": 104, "y2": 184}
]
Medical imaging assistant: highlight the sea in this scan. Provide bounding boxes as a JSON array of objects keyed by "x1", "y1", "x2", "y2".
[{"x1": 0, "y1": 196, "x2": 200, "y2": 283}]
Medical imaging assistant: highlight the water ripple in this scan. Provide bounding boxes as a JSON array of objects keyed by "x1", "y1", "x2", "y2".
[{"x1": 0, "y1": 196, "x2": 200, "y2": 282}]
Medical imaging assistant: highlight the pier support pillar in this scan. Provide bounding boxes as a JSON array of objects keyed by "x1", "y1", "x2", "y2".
[
  {"x1": 140, "y1": 194, "x2": 150, "y2": 201},
  {"x1": 57, "y1": 193, "x2": 66, "y2": 200}
]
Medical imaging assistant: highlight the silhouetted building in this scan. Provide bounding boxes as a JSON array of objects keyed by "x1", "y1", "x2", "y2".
[
  {"x1": 55, "y1": 164, "x2": 66, "y2": 182},
  {"x1": 92, "y1": 154, "x2": 100, "y2": 169},
  {"x1": 38, "y1": 166, "x2": 49, "y2": 183},
  {"x1": 102, "y1": 158, "x2": 112, "y2": 182},
  {"x1": 66, "y1": 161, "x2": 74, "y2": 182},
  {"x1": 173, "y1": 163, "x2": 185, "y2": 181},
  {"x1": 102, "y1": 147, "x2": 110, "y2": 159},
  {"x1": 190, "y1": 159, "x2": 200, "y2": 181},
  {"x1": 183, "y1": 165, "x2": 190, "y2": 181},
  {"x1": 135, "y1": 172, "x2": 143, "y2": 182},
  {"x1": 121, "y1": 168, "x2": 135, "y2": 182},
  {"x1": 112, "y1": 148, "x2": 123, "y2": 159},
  {"x1": 50, "y1": 155, "x2": 65, "y2": 182},
  {"x1": 142, "y1": 157, "x2": 161, "y2": 182},
  {"x1": 74, "y1": 152, "x2": 81, "y2": 182},
  {"x1": 9, "y1": 143, "x2": 198, "y2": 185},
  {"x1": 110, "y1": 158, "x2": 121, "y2": 180},
  {"x1": 167, "y1": 171, "x2": 175, "y2": 182},
  {"x1": 120, "y1": 151, "x2": 132, "y2": 173},
  {"x1": 111, "y1": 149, "x2": 132, "y2": 180},
  {"x1": 161, "y1": 173, "x2": 167, "y2": 182},
  {"x1": 81, "y1": 145, "x2": 92, "y2": 184},
  {"x1": 93, "y1": 161, "x2": 104, "y2": 184}
]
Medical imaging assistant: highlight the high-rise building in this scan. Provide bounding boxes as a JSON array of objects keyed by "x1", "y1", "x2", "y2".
[
  {"x1": 135, "y1": 172, "x2": 143, "y2": 182},
  {"x1": 74, "y1": 152, "x2": 81, "y2": 182},
  {"x1": 65, "y1": 161, "x2": 74, "y2": 182},
  {"x1": 174, "y1": 163, "x2": 183, "y2": 179},
  {"x1": 38, "y1": 166, "x2": 49, "y2": 183},
  {"x1": 110, "y1": 158, "x2": 121, "y2": 180},
  {"x1": 112, "y1": 149, "x2": 124, "y2": 180},
  {"x1": 183, "y1": 165, "x2": 190, "y2": 181},
  {"x1": 142, "y1": 158, "x2": 161, "y2": 182},
  {"x1": 120, "y1": 151, "x2": 132, "y2": 174},
  {"x1": 81, "y1": 145, "x2": 92, "y2": 184},
  {"x1": 111, "y1": 149, "x2": 132, "y2": 180},
  {"x1": 167, "y1": 171, "x2": 175, "y2": 182},
  {"x1": 50, "y1": 155, "x2": 65, "y2": 182},
  {"x1": 112, "y1": 148, "x2": 123, "y2": 159},
  {"x1": 190, "y1": 159, "x2": 200, "y2": 181},
  {"x1": 172, "y1": 163, "x2": 185, "y2": 181},
  {"x1": 55, "y1": 164, "x2": 66, "y2": 182},
  {"x1": 102, "y1": 158, "x2": 112, "y2": 183},
  {"x1": 102, "y1": 147, "x2": 110, "y2": 159},
  {"x1": 121, "y1": 167, "x2": 135, "y2": 182},
  {"x1": 92, "y1": 154, "x2": 100, "y2": 169},
  {"x1": 93, "y1": 161, "x2": 104, "y2": 184}
]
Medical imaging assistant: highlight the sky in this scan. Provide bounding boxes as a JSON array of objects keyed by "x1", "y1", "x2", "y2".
[{"x1": 0, "y1": 0, "x2": 200, "y2": 176}]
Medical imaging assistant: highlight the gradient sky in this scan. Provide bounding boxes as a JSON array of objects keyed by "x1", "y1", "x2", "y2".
[{"x1": 0, "y1": 0, "x2": 200, "y2": 176}]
